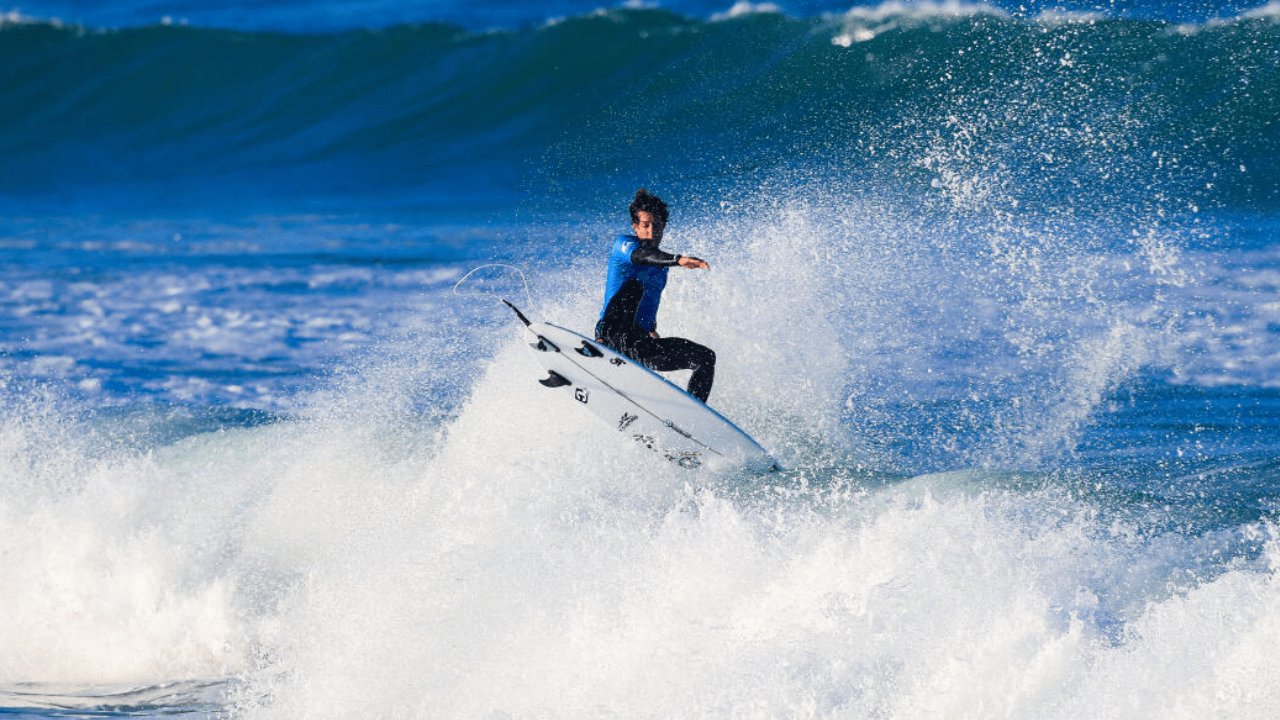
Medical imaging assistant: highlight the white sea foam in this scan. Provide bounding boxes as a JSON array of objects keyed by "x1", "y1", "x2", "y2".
[
  {"x1": 710, "y1": 1, "x2": 783, "y2": 22},
  {"x1": 4, "y1": 365, "x2": 1278, "y2": 714},
  {"x1": 829, "y1": 0, "x2": 1006, "y2": 46},
  {"x1": 0, "y1": 416, "x2": 258, "y2": 682},
  {"x1": 1033, "y1": 9, "x2": 1108, "y2": 25},
  {"x1": 1, "y1": 8, "x2": 33, "y2": 25},
  {"x1": 0, "y1": 217, "x2": 478, "y2": 409},
  {"x1": 0, "y1": 7, "x2": 68, "y2": 28},
  {"x1": 838, "y1": 0, "x2": 1008, "y2": 23},
  {"x1": 223, "y1": 411, "x2": 1280, "y2": 719},
  {"x1": 2, "y1": 197, "x2": 1278, "y2": 717},
  {"x1": 1240, "y1": 1, "x2": 1280, "y2": 20}
]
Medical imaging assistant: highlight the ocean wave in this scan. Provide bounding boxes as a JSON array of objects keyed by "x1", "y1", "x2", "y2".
[{"x1": 1, "y1": 6, "x2": 1276, "y2": 212}]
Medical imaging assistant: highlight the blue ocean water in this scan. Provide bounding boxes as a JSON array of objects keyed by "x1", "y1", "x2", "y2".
[{"x1": 2, "y1": 1, "x2": 1280, "y2": 717}]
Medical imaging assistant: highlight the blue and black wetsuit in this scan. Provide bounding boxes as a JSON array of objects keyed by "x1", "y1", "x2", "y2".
[
  {"x1": 595, "y1": 236, "x2": 716, "y2": 403},
  {"x1": 598, "y1": 234, "x2": 678, "y2": 334}
]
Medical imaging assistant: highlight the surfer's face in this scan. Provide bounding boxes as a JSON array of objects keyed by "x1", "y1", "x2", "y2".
[{"x1": 632, "y1": 211, "x2": 665, "y2": 243}]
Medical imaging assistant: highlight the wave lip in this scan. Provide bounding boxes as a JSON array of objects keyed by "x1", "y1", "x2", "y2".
[
  {"x1": 837, "y1": 0, "x2": 1009, "y2": 21},
  {"x1": 710, "y1": 1, "x2": 783, "y2": 21},
  {"x1": 1240, "y1": 1, "x2": 1280, "y2": 20},
  {"x1": 0, "y1": 8, "x2": 63, "y2": 27}
]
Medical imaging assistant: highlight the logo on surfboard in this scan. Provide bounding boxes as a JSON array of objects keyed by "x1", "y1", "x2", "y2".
[
  {"x1": 618, "y1": 412, "x2": 638, "y2": 431},
  {"x1": 664, "y1": 420, "x2": 692, "y2": 438},
  {"x1": 575, "y1": 387, "x2": 590, "y2": 404}
]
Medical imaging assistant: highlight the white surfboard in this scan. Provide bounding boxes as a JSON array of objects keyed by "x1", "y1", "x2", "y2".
[{"x1": 508, "y1": 302, "x2": 778, "y2": 472}]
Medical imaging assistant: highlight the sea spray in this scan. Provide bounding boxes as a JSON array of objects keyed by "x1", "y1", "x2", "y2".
[{"x1": 2, "y1": 2, "x2": 1279, "y2": 717}]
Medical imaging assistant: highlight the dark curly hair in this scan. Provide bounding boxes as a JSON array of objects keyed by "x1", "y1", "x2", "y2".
[{"x1": 628, "y1": 188, "x2": 669, "y2": 225}]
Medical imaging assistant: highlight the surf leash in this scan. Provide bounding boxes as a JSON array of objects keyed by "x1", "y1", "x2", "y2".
[{"x1": 452, "y1": 263, "x2": 542, "y2": 325}]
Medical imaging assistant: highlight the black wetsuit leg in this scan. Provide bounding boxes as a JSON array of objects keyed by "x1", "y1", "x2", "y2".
[
  {"x1": 597, "y1": 278, "x2": 717, "y2": 403},
  {"x1": 631, "y1": 336, "x2": 717, "y2": 402},
  {"x1": 597, "y1": 278, "x2": 647, "y2": 354}
]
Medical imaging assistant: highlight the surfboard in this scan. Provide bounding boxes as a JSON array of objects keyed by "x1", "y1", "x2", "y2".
[{"x1": 506, "y1": 302, "x2": 778, "y2": 472}]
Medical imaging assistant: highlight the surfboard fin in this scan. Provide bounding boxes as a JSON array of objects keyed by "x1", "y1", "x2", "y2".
[
  {"x1": 539, "y1": 371, "x2": 572, "y2": 388},
  {"x1": 532, "y1": 336, "x2": 560, "y2": 353},
  {"x1": 576, "y1": 341, "x2": 603, "y2": 358}
]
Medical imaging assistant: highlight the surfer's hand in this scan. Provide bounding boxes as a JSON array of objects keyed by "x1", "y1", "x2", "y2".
[{"x1": 678, "y1": 255, "x2": 709, "y2": 270}]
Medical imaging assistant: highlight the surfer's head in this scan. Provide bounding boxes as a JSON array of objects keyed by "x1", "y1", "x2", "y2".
[
  {"x1": 629, "y1": 188, "x2": 669, "y2": 226},
  {"x1": 629, "y1": 188, "x2": 668, "y2": 242}
]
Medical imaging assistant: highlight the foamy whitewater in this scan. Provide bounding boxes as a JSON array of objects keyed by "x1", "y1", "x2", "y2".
[{"x1": 3, "y1": 1, "x2": 1280, "y2": 718}]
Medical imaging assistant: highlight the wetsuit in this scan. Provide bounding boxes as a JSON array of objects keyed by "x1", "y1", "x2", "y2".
[
  {"x1": 597, "y1": 279, "x2": 717, "y2": 403},
  {"x1": 598, "y1": 234, "x2": 676, "y2": 334}
]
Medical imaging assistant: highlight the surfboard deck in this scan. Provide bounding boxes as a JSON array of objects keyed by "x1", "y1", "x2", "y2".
[{"x1": 522, "y1": 321, "x2": 779, "y2": 472}]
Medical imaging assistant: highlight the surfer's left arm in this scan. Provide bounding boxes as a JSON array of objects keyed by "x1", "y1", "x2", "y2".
[{"x1": 631, "y1": 245, "x2": 710, "y2": 270}]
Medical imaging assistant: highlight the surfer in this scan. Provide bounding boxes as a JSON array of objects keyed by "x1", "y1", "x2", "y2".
[{"x1": 595, "y1": 188, "x2": 717, "y2": 403}]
